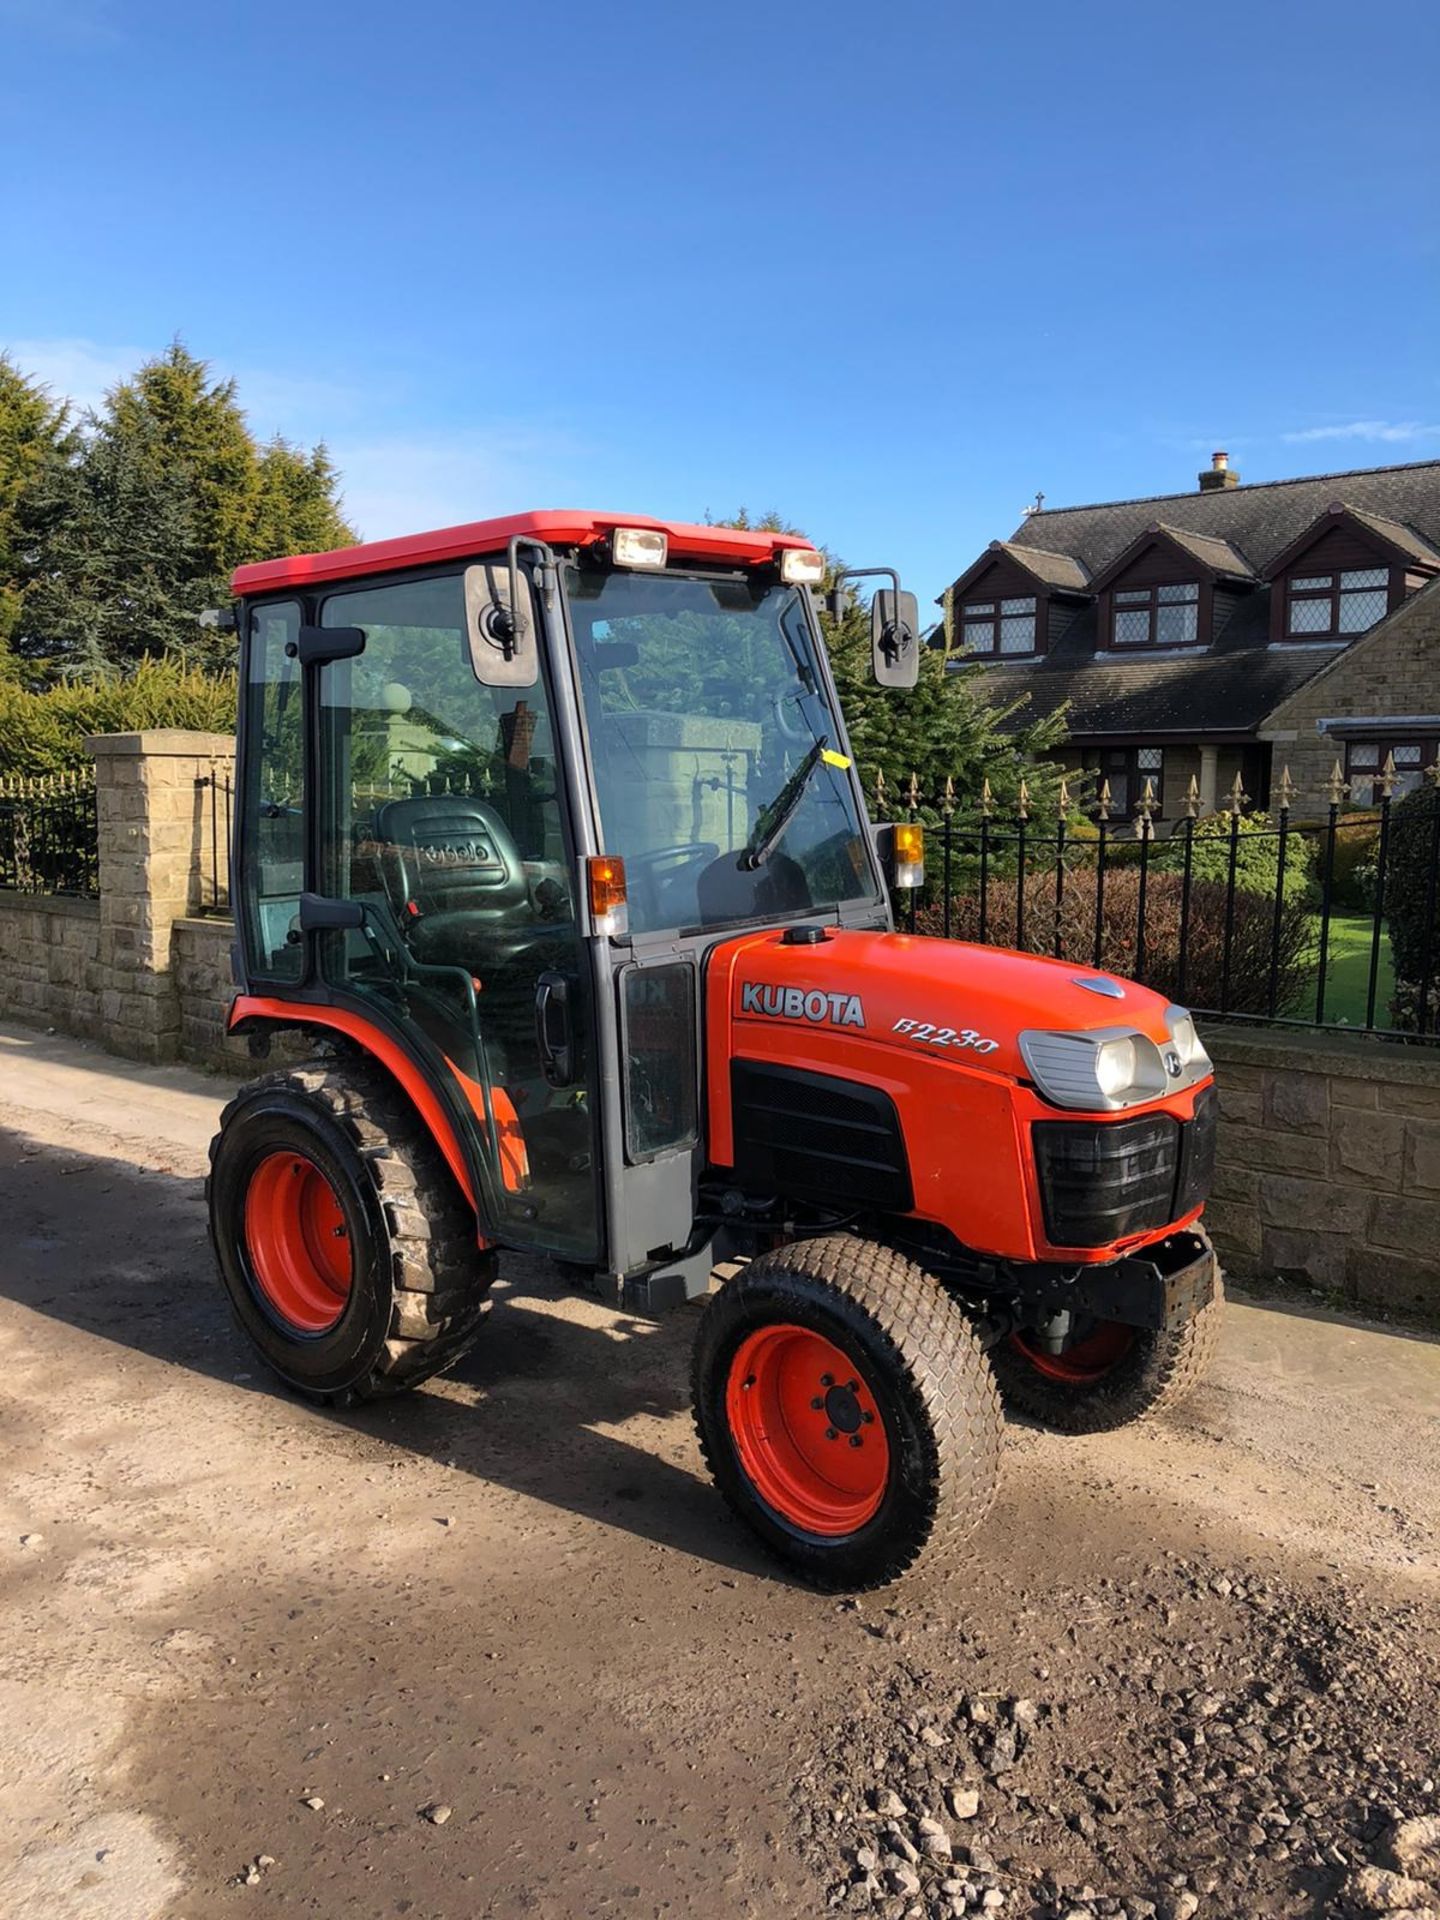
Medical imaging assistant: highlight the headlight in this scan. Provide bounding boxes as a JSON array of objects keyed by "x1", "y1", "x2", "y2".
[
  {"x1": 1165, "y1": 1005, "x2": 1212, "y2": 1075},
  {"x1": 611, "y1": 526, "x2": 668, "y2": 569},
  {"x1": 1019, "y1": 1026, "x2": 1169, "y2": 1112}
]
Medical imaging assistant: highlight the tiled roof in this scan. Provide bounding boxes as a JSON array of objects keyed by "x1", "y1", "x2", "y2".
[
  {"x1": 952, "y1": 459, "x2": 1440, "y2": 739},
  {"x1": 992, "y1": 541, "x2": 1090, "y2": 590},
  {"x1": 1006, "y1": 459, "x2": 1440, "y2": 576}
]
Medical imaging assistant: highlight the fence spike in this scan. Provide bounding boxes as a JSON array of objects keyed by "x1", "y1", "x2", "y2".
[
  {"x1": 1096, "y1": 778, "x2": 1111, "y2": 821},
  {"x1": 1378, "y1": 750, "x2": 1398, "y2": 800},
  {"x1": 904, "y1": 771, "x2": 921, "y2": 815},
  {"x1": 1182, "y1": 773, "x2": 1201, "y2": 819},
  {"x1": 1326, "y1": 758, "x2": 1349, "y2": 807},
  {"x1": 875, "y1": 768, "x2": 887, "y2": 814},
  {"x1": 1016, "y1": 777, "x2": 1030, "y2": 822},
  {"x1": 1057, "y1": 776, "x2": 1071, "y2": 819},
  {"x1": 1136, "y1": 777, "x2": 1156, "y2": 840},
  {"x1": 942, "y1": 774, "x2": 955, "y2": 818},
  {"x1": 1276, "y1": 764, "x2": 1296, "y2": 814},
  {"x1": 1226, "y1": 771, "x2": 1248, "y2": 816},
  {"x1": 980, "y1": 776, "x2": 994, "y2": 818}
]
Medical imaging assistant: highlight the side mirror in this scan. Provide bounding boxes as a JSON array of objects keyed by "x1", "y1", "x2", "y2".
[
  {"x1": 465, "y1": 557, "x2": 539, "y2": 688},
  {"x1": 872, "y1": 589, "x2": 921, "y2": 689}
]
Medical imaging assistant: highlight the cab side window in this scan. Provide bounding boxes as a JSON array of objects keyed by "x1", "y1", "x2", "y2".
[{"x1": 240, "y1": 599, "x2": 305, "y2": 979}]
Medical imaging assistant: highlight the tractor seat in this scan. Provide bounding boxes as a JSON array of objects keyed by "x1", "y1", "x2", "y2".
[{"x1": 374, "y1": 795, "x2": 530, "y2": 922}]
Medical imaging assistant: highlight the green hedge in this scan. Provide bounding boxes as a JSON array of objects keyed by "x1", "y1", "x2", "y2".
[{"x1": 0, "y1": 660, "x2": 237, "y2": 776}]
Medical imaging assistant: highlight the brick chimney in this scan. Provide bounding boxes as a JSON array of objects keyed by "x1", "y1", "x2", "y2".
[{"x1": 1198, "y1": 449, "x2": 1239, "y2": 493}]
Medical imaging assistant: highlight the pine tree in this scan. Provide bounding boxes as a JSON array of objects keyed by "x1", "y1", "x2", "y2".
[
  {"x1": 251, "y1": 437, "x2": 354, "y2": 559},
  {"x1": 0, "y1": 356, "x2": 81, "y2": 677}
]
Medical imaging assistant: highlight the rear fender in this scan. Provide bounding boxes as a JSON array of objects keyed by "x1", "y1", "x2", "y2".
[{"x1": 227, "y1": 994, "x2": 496, "y2": 1238}]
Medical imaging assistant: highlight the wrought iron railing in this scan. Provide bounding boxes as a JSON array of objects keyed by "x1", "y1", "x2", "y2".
[
  {"x1": 0, "y1": 770, "x2": 100, "y2": 898},
  {"x1": 883, "y1": 757, "x2": 1440, "y2": 1046}
]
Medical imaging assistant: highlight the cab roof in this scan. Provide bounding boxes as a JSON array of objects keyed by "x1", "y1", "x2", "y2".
[{"x1": 231, "y1": 509, "x2": 818, "y2": 597}]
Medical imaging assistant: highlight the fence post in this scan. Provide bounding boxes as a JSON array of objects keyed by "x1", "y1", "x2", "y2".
[
  {"x1": 85, "y1": 729, "x2": 237, "y2": 1063},
  {"x1": 1313, "y1": 759, "x2": 1348, "y2": 1026},
  {"x1": 1266, "y1": 766, "x2": 1295, "y2": 1018}
]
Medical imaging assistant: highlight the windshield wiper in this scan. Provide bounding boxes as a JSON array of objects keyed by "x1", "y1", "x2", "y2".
[{"x1": 741, "y1": 735, "x2": 829, "y2": 870}]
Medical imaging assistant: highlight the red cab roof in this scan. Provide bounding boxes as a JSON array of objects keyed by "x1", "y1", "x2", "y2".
[{"x1": 231, "y1": 509, "x2": 817, "y2": 597}]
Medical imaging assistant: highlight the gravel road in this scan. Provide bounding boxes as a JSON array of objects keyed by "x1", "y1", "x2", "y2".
[{"x1": 1, "y1": 1020, "x2": 1437, "y2": 1920}]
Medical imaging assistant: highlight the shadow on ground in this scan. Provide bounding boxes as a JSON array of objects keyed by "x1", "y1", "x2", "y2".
[{"x1": 0, "y1": 1120, "x2": 775, "y2": 1582}]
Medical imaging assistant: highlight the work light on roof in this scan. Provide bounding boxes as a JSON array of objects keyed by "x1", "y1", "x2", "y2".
[
  {"x1": 779, "y1": 547, "x2": 826, "y2": 586},
  {"x1": 611, "y1": 526, "x2": 668, "y2": 569}
]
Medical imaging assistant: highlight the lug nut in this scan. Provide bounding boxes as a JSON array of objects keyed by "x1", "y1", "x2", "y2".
[
  {"x1": 820, "y1": 1373, "x2": 834, "y2": 1388},
  {"x1": 825, "y1": 1427, "x2": 838, "y2": 1441},
  {"x1": 861, "y1": 1410, "x2": 875, "y2": 1425},
  {"x1": 847, "y1": 1378, "x2": 859, "y2": 1392},
  {"x1": 810, "y1": 1396, "x2": 824, "y2": 1410},
  {"x1": 849, "y1": 1434, "x2": 863, "y2": 1449}
]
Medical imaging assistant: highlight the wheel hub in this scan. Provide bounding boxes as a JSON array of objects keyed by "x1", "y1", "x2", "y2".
[
  {"x1": 725, "y1": 1325, "x2": 890, "y2": 1536},
  {"x1": 243, "y1": 1150, "x2": 353, "y2": 1335}
]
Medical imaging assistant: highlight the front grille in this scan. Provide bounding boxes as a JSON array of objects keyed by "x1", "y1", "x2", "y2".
[
  {"x1": 731, "y1": 1061, "x2": 912, "y2": 1210},
  {"x1": 1033, "y1": 1085, "x2": 1218, "y2": 1249}
]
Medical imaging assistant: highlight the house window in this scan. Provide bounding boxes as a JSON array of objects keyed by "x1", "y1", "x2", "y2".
[
  {"x1": 1087, "y1": 745, "x2": 1165, "y2": 820},
  {"x1": 1286, "y1": 567, "x2": 1389, "y2": 638},
  {"x1": 962, "y1": 595, "x2": 1037, "y2": 656},
  {"x1": 1345, "y1": 738, "x2": 1437, "y2": 806},
  {"x1": 1110, "y1": 582, "x2": 1200, "y2": 647}
]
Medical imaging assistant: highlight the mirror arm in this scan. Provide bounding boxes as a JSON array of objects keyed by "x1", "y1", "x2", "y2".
[{"x1": 827, "y1": 565, "x2": 901, "y2": 627}]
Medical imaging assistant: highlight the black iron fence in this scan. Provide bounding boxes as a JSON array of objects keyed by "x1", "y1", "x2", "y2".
[
  {"x1": 194, "y1": 768, "x2": 233, "y2": 914},
  {"x1": 885, "y1": 758, "x2": 1440, "y2": 1046},
  {"x1": 0, "y1": 770, "x2": 99, "y2": 897}
]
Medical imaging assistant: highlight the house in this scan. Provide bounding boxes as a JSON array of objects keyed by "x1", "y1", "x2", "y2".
[{"x1": 945, "y1": 454, "x2": 1440, "y2": 823}]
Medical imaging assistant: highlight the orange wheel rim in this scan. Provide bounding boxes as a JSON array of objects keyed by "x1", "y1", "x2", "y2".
[
  {"x1": 725, "y1": 1324, "x2": 890, "y2": 1536},
  {"x1": 1011, "y1": 1320, "x2": 1134, "y2": 1384},
  {"x1": 244, "y1": 1151, "x2": 353, "y2": 1334}
]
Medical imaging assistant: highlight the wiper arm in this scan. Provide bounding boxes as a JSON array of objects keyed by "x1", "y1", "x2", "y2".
[{"x1": 741, "y1": 736, "x2": 828, "y2": 870}]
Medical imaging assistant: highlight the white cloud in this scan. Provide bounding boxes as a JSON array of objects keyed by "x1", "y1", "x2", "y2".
[
  {"x1": 7, "y1": 337, "x2": 145, "y2": 417},
  {"x1": 1281, "y1": 419, "x2": 1440, "y2": 446},
  {"x1": 329, "y1": 430, "x2": 585, "y2": 542},
  {"x1": 5, "y1": 335, "x2": 591, "y2": 541}
]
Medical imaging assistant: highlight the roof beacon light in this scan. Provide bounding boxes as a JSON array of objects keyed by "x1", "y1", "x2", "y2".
[
  {"x1": 611, "y1": 526, "x2": 668, "y2": 570},
  {"x1": 586, "y1": 855, "x2": 629, "y2": 937},
  {"x1": 780, "y1": 547, "x2": 826, "y2": 586},
  {"x1": 893, "y1": 821, "x2": 925, "y2": 890}
]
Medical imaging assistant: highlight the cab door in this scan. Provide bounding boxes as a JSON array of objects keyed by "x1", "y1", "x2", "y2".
[{"x1": 310, "y1": 565, "x2": 602, "y2": 1262}]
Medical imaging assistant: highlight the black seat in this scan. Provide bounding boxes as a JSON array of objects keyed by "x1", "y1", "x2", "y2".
[{"x1": 374, "y1": 795, "x2": 530, "y2": 922}]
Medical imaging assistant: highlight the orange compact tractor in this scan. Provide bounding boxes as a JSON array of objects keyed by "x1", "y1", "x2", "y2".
[{"x1": 208, "y1": 512, "x2": 1220, "y2": 1588}]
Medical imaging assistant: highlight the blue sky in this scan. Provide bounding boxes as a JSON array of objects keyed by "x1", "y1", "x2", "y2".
[{"x1": 2, "y1": 0, "x2": 1437, "y2": 606}]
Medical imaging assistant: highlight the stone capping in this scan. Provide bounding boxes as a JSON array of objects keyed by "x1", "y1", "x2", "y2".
[
  {"x1": 1201, "y1": 1022, "x2": 1440, "y2": 1088},
  {"x1": 0, "y1": 889, "x2": 100, "y2": 919},
  {"x1": 85, "y1": 729, "x2": 236, "y2": 758}
]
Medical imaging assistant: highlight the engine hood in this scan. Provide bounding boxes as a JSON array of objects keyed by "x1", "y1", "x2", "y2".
[{"x1": 712, "y1": 926, "x2": 1184, "y2": 1085}]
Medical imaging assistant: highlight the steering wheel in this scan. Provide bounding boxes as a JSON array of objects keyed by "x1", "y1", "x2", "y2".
[{"x1": 625, "y1": 843, "x2": 720, "y2": 926}]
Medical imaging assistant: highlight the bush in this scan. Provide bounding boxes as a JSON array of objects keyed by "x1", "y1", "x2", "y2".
[
  {"x1": 0, "y1": 659, "x2": 237, "y2": 775},
  {"x1": 1330, "y1": 811, "x2": 1383, "y2": 909},
  {"x1": 1152, "y1": 810, "x2": 1315, "y2": 903},
  {"x1": 916, "y1": 865, "x2": 1316, "y2": 1017},
  {"x1": 1384, "y1": 783, "x2": 1440, "y2": 1019}
]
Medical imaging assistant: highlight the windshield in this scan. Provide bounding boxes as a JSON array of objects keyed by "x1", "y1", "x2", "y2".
[{"x1": 567, "y1": 567, "x2": 882, "y2": 936}]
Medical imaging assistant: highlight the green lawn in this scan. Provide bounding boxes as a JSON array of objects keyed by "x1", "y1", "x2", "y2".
[{"x1": 1310, "y1": 910, "x2": 1396, "y2": 1030}]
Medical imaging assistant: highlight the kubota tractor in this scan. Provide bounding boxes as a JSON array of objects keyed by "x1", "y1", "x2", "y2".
[{"x1": 208, "y1": 511, "x2": 1221, "y2": 1589}]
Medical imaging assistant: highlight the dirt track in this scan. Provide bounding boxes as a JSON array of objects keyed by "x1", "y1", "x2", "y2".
[{"x1": 1, "y1": 1020, "x2": 1438, "y2": 1920}]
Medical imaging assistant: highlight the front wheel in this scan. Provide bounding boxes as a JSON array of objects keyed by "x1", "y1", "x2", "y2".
[
  {"x1": 692, "y1": 1236, "x2": 1002, "y2": 1591},
  {"x1": 991, "y1": 1256, "x2": 1224, "y2": 1434}
]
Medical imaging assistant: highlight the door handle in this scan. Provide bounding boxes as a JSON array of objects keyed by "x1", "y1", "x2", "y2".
[{"x1": 535, "y1": 972, "x2": 575, "y2": 1088}]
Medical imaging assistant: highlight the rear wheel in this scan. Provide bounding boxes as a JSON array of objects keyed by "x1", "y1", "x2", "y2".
[
  {"x1": 207, "y1": 1054, "x2": 495, "y2": 1404},
  {"x1": 991, "y1": 1255, "x2": 1224, "y2": 1434},
  {"x1": 692, "y1": 1236, "x2": 1002, "y2": 1591}
]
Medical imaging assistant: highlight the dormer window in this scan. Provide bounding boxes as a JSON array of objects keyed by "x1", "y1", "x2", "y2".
[
  {"x1": 1112, "y1": 581, "x2": 1200, "y2": 647},
  {"x1": 1286, "y1": 567, "x2": 1389, "y2": 637},
  {"x1": 962, "y1": 594, "x2": 1037, "y2": 656}
]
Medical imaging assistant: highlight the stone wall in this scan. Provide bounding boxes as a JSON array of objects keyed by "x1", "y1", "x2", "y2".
[
  {"x1": 1261, "y1": 575, "x2": 1440, "y2": 817},
  {"x1": 173, "y1": 916, "x2": 250, "y2": 1071},
  {"x1": 0, "y1": 892, "x2": 103, "y2": 1037},
  {"x1": 1202, "y1": 1026, "x2": 1440, "y2": 1315}
]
